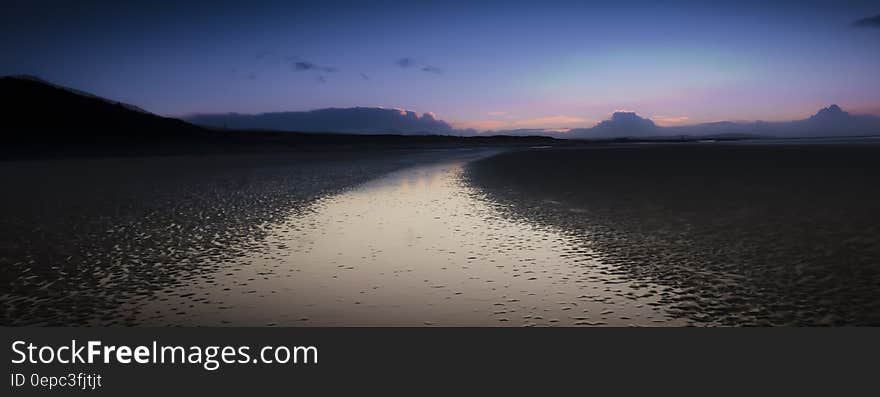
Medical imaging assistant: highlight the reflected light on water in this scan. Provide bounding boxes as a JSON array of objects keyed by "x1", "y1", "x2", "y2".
[{"x1": 136, "y1": 158, "x2": 685, "y2": 326}]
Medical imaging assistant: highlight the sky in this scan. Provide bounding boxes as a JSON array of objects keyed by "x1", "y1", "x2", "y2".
[{"x1": 2, "y1": 0, "x2": 879, "y2": 130}]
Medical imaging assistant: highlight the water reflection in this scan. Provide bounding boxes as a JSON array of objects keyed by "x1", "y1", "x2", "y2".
[{"x1": 136, "y1": 157, "x2": 685, "y2": 326}]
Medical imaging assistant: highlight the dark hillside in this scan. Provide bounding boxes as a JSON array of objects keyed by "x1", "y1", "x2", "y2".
[{"x1": 1, "y1": 76, "x2": 209, "y2": 144}]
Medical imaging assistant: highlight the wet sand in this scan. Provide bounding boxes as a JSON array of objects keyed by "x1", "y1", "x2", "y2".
[
  {"x1": 7, "y1": 143, "x2": 877, "y2": 326},
  {"x1": 2, "y1": 147, "x2": 689, "y2": 326},
  {"x1": 467, "y1": 143, "x2": 880, "y2": 326},
  {"x1": 0, "y1": 149, "x2": 472, "y2": 325},
  {"x1": 132, "y1": 151, "x2": 683, "y2": 326}
]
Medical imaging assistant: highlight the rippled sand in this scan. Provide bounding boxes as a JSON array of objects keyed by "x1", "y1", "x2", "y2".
[
  {"x1": 0, "y1": 150, "x2": 459, "y2": 325},
  {"x1": 468, "y1": 144, "x2": 880, "y2": 326},
  {"x1": 133, "y1": 152, "x2": 685, "y2": 326}
]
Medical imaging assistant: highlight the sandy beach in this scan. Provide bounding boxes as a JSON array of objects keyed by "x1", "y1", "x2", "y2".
[
  {"x1": 467, "y1": 143, "x2": 880, "y2": 326},
  {"x1": 2, "y1": 147, "x2": 689, "y2": 326},
  {"x1": 0, "y1": 149, "x2": 474, "y2": 325},
  {"x1": 129, "y1": 149, "x2": 684, "y2": 326},
  {"x1": 4, "y1": 142, "x2": 879, "y2": 326}
]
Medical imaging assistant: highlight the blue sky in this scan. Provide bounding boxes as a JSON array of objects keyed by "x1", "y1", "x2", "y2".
[{"x1": 2, "y1": 0, "x2": 879, "y2": 130}]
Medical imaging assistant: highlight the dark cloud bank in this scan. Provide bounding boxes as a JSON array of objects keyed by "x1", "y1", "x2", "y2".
[
  {"x1": 186, "y1": 108, "x2": 453, "y2": 135},
  {"x1": 566, "y1": 105, "x2": 880, "y2": 139},
  {"x1": 852, "y1": 14, "x2": 880, "y2": 28},
  {"x1": 293, "y1": 61, "x2": 337, "y2": 73},
  {"x1": 569, "y1": 111, "x2": 658, "y2": 138},
  {"x1": 186, "y1": 105, "x2": 880, "y2": 139}
]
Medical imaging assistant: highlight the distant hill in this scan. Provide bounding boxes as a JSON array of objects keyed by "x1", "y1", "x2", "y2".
[{"x1": 1, "y1": 75, "x2": 208, "y2": 145}]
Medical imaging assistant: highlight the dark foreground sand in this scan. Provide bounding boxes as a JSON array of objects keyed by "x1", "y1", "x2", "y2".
[
  {"x1": 0, "y1": 149, "x2": 469, "y2": 325},
  {"x1": 467, "y1": 143, "x2": 880, "y2": 326}
]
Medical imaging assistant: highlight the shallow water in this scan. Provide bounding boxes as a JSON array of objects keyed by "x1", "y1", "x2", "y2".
[{"x1": 134, "y1": 153, "x2": 686, "y2": 326}]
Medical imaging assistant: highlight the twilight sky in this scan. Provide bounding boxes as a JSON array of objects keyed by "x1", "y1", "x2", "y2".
[{"x1": 2, "y1": 0, "x2": 879, "y2": 130}]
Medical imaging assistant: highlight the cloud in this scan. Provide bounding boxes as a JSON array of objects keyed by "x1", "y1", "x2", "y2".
[
  {"x1": 450, "y1": 115, "x2": 589, "y2": 132},
  {"x1": 451, "y1": 120, "x2": 508, "y2": 131},
  {"x1": 293, "y1": 61, "x2": 337, "y2": 73},
  {"x1": 447, "y1": 114, "x2": 597, "y2": 133},
  {"x1": 567, "y1": 111, "x2": 658, "y2": 138},
  {"x1": 666, "y1": 105, "x2": 880, "y2": 137},
  {"x1": 185, "y1": 107, "x2": 454, "y2": 135},
  {"x1": 396, "y1": 57, "x2": 416, "y2": 68},
  {"x1": 471, "y1": 128, "x2": 570, "y2": 137},
  {"x1": 396, "y1": 57, "x2": 443, "y2": 74},
  {"x1": 288, "y1": 58, "x2": 338, "y2": 82},
  {"x1": 848, "y1": 104, "x2": 880, "y2": 116},
  {"x1": 562, "y1": 105, "x2": 880, "y2": 140},
  {"x1": 651, "y1": 115, "x2": 689, "y2": 126},
  {"x1": 512, "y1": 115, "x2": 590, "y2": 128},
  {"x1": 421, "y1": 65, "x2": 442, "y2": 74},
  {"x1": 360, "y1": 73, "x2": 370, "y2": 80},
  {"x1": 293, "y1": 61, "x2": 315, "y2": 71},
  {"x1": 853, "y1": 14, "x2": 880, "y2": 28}
]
